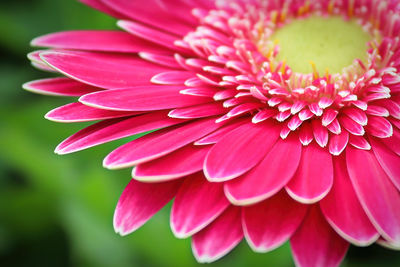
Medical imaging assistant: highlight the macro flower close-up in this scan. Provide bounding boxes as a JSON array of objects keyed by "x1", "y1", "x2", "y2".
[{"x1": 22, "y1": 0, "x2": 400, "y2": 266}]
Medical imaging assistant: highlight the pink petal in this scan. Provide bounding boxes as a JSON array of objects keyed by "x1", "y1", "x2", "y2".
[
  {"x1": 133, "y1": 145, "x2": 210, "y2": 182},
  {"x1": 346, "y1": 146, "x2": 400, "y2": 246},
  {"x1": 23, "y1": 77, "x2": 100, "y2": 97},
  {"x1": 171, "y1": 173, "x2": 230, "y2": 238},
  {"x1": 377, "y1": 238, "x2": 400, "y2": 250},
  {"x1": 114, "y1": 179, "x2": 182, "y2": 235},
  {"x1": 251, "y1": 109, "x2": 277, "y2": 123},
  {"x1": 28, "y1": 50, "x2": 58, "y2": 72},
  {"x1": 342, "y1": 107, "x2": 368, "y2": 126},
  {"x1": 339, "y1": 115, "x2": 364, "y2": 136},
  {"x1": 194, "y1": 119, "x2": 248, "y2": 145},
  {"x1": 299, "y1": 122, "x2": 313, "y2": 146},
  {"x1": 227, "y1": 103, "x2": 264, "y2": 118},
  {"x1": 45, "y1": 102, "x2": 140, "y2": 123},
  {"x1": 31, "y1": 30, "x2": 168, "y2": 53},
  {"x1": 328, "y1": 131, "x2": 349, "y2": 156},
  {"x1": 104, "y1": 118, "x2": 222, "y2": 169},
  {"x1": 80, "y1": 86, "x2": 212, "y2": 111},
  {"x1": 366, "y1": 116, "x2": 393, "y2": 138},
  {"x1": 380, "y1": 129, "x2": 400, "y2": 156},
  {"x1": 105, "y1": 0, "x2": 195, "y2": 36},
  {"x1": 366, "y1": 105, "x2": 390, "y2": 117},
  {"x1": 56, "y1": 111, "x2": 184, "y2": 154},
  {"x1": 117, "y1": 20, "x2": 182, "y2": 51},
  {"x1": 151, "y1": 71, "x2": 195, "y2": 85},
  {"x1": 192, "y1": 206, "x2": 243, "y2": 263},
  {"x1": 299, "y1": 109, "x2": 314, "y2": 120},
  {"x1": 139, "y1": 52, "x2": 181, "y2": 69},
  {"x1": 224, "y1": 134, "x2": 302, "y2": 205},
  {"x1": 378, "y1": 99, "x2": 400, "y2": 119},
  {"x1": 322, "y1": 109, "x2": 338, "y2": 126},
  {"x1": 204, "y1": 122, "x2": 280, "y2": 182},
  {"x1": 243, "y1": 191, "x2": 308, "y2": 252},
  {"x1": 31, "y1": 61, "x2": 56, "y2": 73},
  {"x1": 319, "y1": 97, "x2": 334, "y2": 109},
  {"x1": 169, "y1": 102, "x2": 226, "y2": 119},
  {"x1": 180, "y1": 87, "x2": 219, "y2": 97},
  {"x1": 312, "y1": 120, "x2": 329, "y2": 147},
  {"x1": 79, "y1": 0, "x2": 128, "y2": 19},
  {"x1": 320, "y1": 157, "x2": 379, "y2": 246},
  {"x1": 40, "y1": 51, "x2": 168, "y2": 89},
  {"x1": 288, "y1": 115, "x2": 303, "y2": 131},
  {"x1": 290, "y1": 206, "x2": 349, "y2": 267},
  {"x1": 286, "y1": 142, "x2": 333, "y2": 203},
  {"x1": 370, "y1": 137, "x2": 400, "y2": 190},
  {"x1": 291, "y1": 101, "x2": 306, "y2": 114},
  {"x1": 309, "y1": 103, "x2": 323, "y2": 116},
  {"x1": 326, "y1": 118, "x2": 342, "y2": 135},
  {"x1": 348, "y1": 135, "x2": 371, "y2": 150}
]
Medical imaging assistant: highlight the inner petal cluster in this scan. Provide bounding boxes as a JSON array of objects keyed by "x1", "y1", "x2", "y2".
[{"x1": 170, "y1": 0, "x2": 400, "y2": 155}]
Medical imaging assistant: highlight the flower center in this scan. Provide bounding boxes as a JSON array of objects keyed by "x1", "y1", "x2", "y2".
[{"x1": 271, "y1": 15, "x2": 372, "y2": 75}]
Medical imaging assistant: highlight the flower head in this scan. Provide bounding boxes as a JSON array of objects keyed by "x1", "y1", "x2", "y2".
[{"x1": 25, "y1": 0, "x2": 400, "y2": 266}]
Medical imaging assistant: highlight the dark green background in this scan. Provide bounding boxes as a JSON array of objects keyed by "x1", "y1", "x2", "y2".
[{"x1": 0, "y1": 0, "x2": 399, "y2": 266}]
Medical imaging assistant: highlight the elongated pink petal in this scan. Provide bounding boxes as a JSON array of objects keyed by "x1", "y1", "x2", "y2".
[
  {"x1": 320, "y1": 157, "x2": 379, "y2": 246},
  {"x1": 151, "y1": 71, "x2": 195, "y2": 85},
  {"x1": 343, "y1": 107, "x2": 368, "y2": 126},
  {"x1": 171, "y1": 173, "x2": 230, "y2": 238},
  {"x1": 117, "y1": 20, "x2": 181, "y2": 50},
  {"x1": 194, "y1": 118, "x2": 248, "y2": 145},
  {"x1": 290, "y1": 206, "x2": 349, "y2": 267},
  {"x1": 227, "y1": 102, "x2": 264, "y2": 118},
  {"x1": 133, "y1": 145, "x2": 210, "y2": 182},
  {"x1": 169, "y1": 102, "x2": 226, "y2": 119},
  {"x1": 105, "y1": 0, "x2": 195, "y2": 36},
  {"x1": 377, "y1": 238, "x2": 400, "y2": 250},
  {"x1": 243, "y1": 191, "x2": 308, "y2": 252},
  {"x1": 378, "y1": 99, "x2": 400, "y2": 119},
  {"x1": 139, "y1": 52, "x2": 181, "y2": 69},
  {"x1": 80, "y1": 86, "x2": 212, "y2": 111},
  {"x1": 380, "y1": 129, "x2": 400, "y2": 156},
  {"x1": 328, "y1": 131, "x2": 349, "y2": 156},
  {"x1": 104, "y1": 118, "x2": 222, "y2": 169},
  {"x1": 79, "y1": 0, "x2": 128, "y2": 19},
  {"x1": 347, "y1": 146, "x2": 400, "y2": 246},
  {"x1": 23, "y1": 77, "x2": 99, "y2": 97},
  {"x1": 192, "y1": 206, "x2": 243, "y2": 263},
  {"x1": 370, "y1": 137, "x2": 400, "y2": 190},
  {"x1": 31, "y1": 30, "x2": 168, "y2": 53},
  {"x1": 204, "y1": 122, "x2": 280, "y2": 182},
  {"x1": 224, "y1": 134, "x2": 302, "y2": 205},
  {"x1": 31, "y1": 61, "x2": 57, "y2": 73},
  {"x1": 299, "y1": 122, "x2": 313, "y2": 146},
  {"x1": 366, "y1": 116, "x2": 393, "y2": 138},
  {"x1": 312, "y1": 120, "x2": 329, "y2": 147},
  {"x1": 286, "y1": 142, "x2": 333, "y2": 203},
  {"x1": 322, "y1": 109, "x2": 338, "y2": 126},
  {"x1": 40, "y1": 51, "x2": 168, "y2": 89},
  {"x1": 114, "y1": 179, "x2": 182, "y2": 236},
  {"x1": 252, "y1": 109, "x2": 277, "y2": 123},
  {"x1": 349, "y1": 135, "x2": 371, "y2": 150},
  {"x1": 339, "y1": 115, "x2": 365, "y2": 136},
  {"x1": 45, "y1": 102, "x2": 140, "y2": 123},
  {"x1": 326, "y1": 118, "x2": 342, "y2": 134},
  {"x1": 56, "y1": 111, "x2": 184, "y2": 154},
  {"x1": 180, "y1": 87, "x2": 219, "y2": 97}
]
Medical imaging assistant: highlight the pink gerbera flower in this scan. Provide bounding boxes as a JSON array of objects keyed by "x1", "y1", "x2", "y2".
[{"x1": 24, "y1": 0, "x2": 400, "y2": 266}]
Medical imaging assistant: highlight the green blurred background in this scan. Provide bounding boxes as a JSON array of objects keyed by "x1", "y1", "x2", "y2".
[{"x1": 0, "y1": 0, "x2": 399, "y2": 266}]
